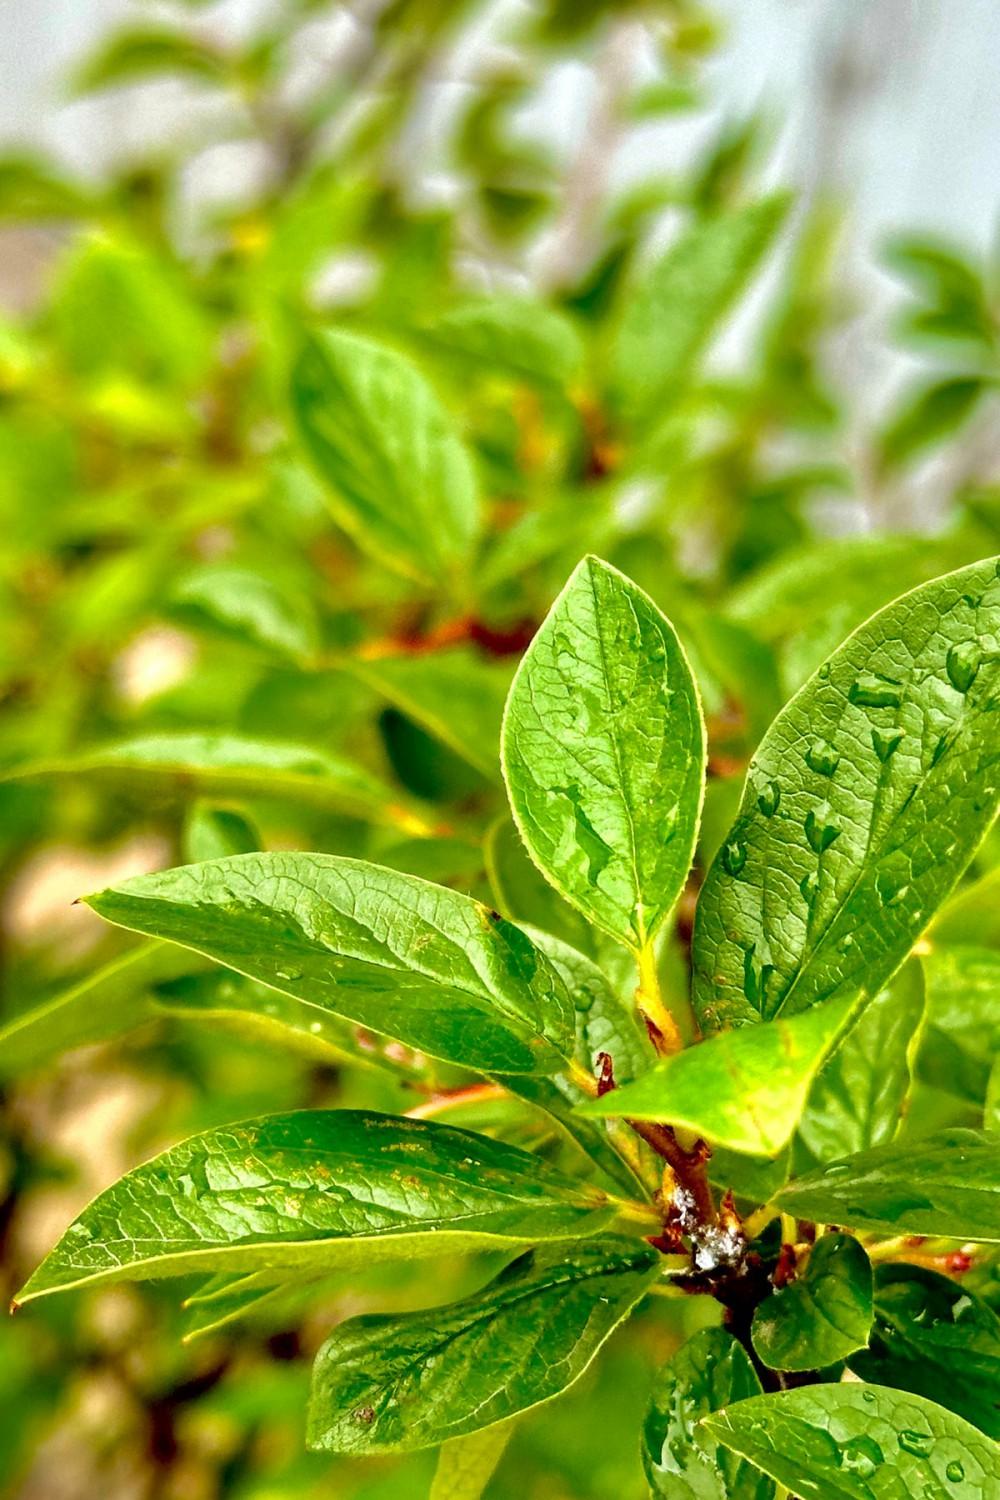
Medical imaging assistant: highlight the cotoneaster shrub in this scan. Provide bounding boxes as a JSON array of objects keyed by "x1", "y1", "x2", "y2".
[{"x1": 12, "y1": 548, "x2": 1000, "y2": 1498}]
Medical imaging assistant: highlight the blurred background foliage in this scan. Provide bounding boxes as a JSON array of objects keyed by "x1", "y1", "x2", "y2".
[{"x1": 1, "y1": 1, "x2": 1000, "y2": 1496}]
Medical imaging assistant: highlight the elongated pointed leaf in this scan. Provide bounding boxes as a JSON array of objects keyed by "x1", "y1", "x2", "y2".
[
  {"x1": 579, "y1": 994, "x2": 856, "y2": 1156},
  {"x1": 694, "y1": 556, "x2": 1000, "y2": 1030},
  {"x1": 5, "y1": 731, "x2": 415, "y2": 827},
  {"x1": 611, "y1": 196, "x2": 789, "y2": 424},
  {"x1": 181, "y1": 1271, "x2": 292, "y2": 1343},
  {"x1": 642, "y1": 1327, "x2": 773, "y2": 1500},
  {"x1": 751, "y1": 1233, "x2": 872, "y2": 1372},
  {"x1": 85, "y1": 852, "x2": 574, "y2": 1074},
  {"x1": 776, "y1": 1129, "x2": 1000, "y2": 1242},
  {"x1": 155, "y1": 969, "x2": 422, "y2": 1075},
  {"x1": 15, "y1": 1111, "x2": 616, "y2": 1305},
  {"x1": 502, "y1": 556, "x2": 705, "y2": 950},
  {"x1": 704, "y1": 1384, "x2": 1000, "y2": 1497},
  {"x1": 307, "y1": 1238, "x2": 659, "y2": 1453},
  {"x1": 849, "y1": 1264, "x2": 1000, "y2": 1438},
  {"x1": 291, "y1": 329, "x2": 481, "y2": 591},
  {"x1": 0, "y1": 941, "x2": 199, "y2": 1079},
  {"x1": 797, "y1": 962, "x2": 925, "y2": 1165}
]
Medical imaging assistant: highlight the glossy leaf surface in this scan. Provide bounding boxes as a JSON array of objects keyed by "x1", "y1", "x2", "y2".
[
  {"x1": 502, "y1": 556, "x2": 705, "y2": 949},
  {"x1": 705, "y1": 1383, "x2": 1000, "y2": 1497},
  {"x1": 16, "y1": 1111, "x2": 615, "y2": 1304},
  {"x1": 849, "y1": 1264, "x2": 1000, "y2": 1437},
  {"x1": 751, "y1": 1233, "x2": 873, "y2": 1372},
  {"x1": 86, "y1": 852, "x2": 575, "y2": 1073},
  {"x1": 694, "y1": 556, "x2": 1000, "y2": 1029},
  {"x1": 642, "y1": 1327, "x2": 773, "y2": 1500},
  {"x1": 307, "y1": 1238, "x2": 659, "y2": 1453},
  {"x1": 580, "y1": 994, "x2": 856, "y2": 1155},
  {"x1": 776, "y1": 1129, "x2": 1000, "y2": 1241}
]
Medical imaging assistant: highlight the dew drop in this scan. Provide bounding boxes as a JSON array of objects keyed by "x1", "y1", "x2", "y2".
[
  {"x1": 850, "y1": 674, "x2": 902, "y2": 709},
  {"x1": 722, "y1": 837, "x2": 748, "y2": 876},
  {"x1": 806, "y1": 739, "x2": 840, "y2": 777},
  {"x1": 757, "y1": 780, "x2": 781, "y2": 817},
  {"x1": 799, "y1": 871, "x2": 819, "y2": 904},
  {"x1": 276, "y1": 967, "x2": 303, "y2": 982},
  {"x1": 573, "y1": 990, "x2": 594, "y2": 1014},
  {"x1": 805, "y1": 808, "x2": 841, "y2": 854},
  {"x1": 872, "y1": 727, "x2": 904, "y2": 762},
  {"x1": 946, "y1": 641, "x2": 980, "y2": 694},
  {"x1": 839, "y1": 1435, "x2": 883, "y2": 1478},
  {"x1": 819, "y1": 663, "x2": 831, "y2": 680},
  {"x1": 899, "y1": 1429, "x2": 933, "y2": 1459},
  {"x1": 946, "y1": 1460, "x2": 965, "y2": 1483}
]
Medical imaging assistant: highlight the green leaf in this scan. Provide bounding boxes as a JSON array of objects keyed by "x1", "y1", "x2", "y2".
[
  {"x1": 611, "y1": 196, "x2": 788, "y2": 424},
  {"x1": 70, "y1": 27, "x2": 227, "y2": 95},
  {"x1": 642, "y1": 1327, "x2": 773, "y2": 1500},
  {"x1": 797, "y1": 962, "x2": 925, "y2": 1165},
  {"x1": 486, "y1": 815, "x2": 612, "y2": 964},
  {"x1": 849, "y1": 1263, "x2": 1000, "y2": 1437},
  {"x1": 704, "y1": 1383, "x2": 1000, "y2": 1497},
  {"x1": 502, "y1": 556, "x2": 705, "y2": 951},
  {"x1": 291, "y1": 329, "x2": 481, "y2": 591},
  {"x1": 306, "y1": 1237, "x2": 659, "y2": 1453},
  {"x1": 0, "y1": 941, "x2": 199, "y2": 1079},
  {"x1": 430, "y1": 1421, "x2": 516, "y2": 1500},
  {"x1": 85, "y1": 852, "x2": 574, "y2": 1074},
  {"x1": 344, "y1": 648, "x2": 512, "y2": 780},
  {"x1": 751, "y1": 1233, "x2": 872, "y2": 1372},
  {"x1": 154, "y1": 969, "x2": 421, "y2": 1075},
  {"x1": 14, "y1": 1111, "x2": 615, "y2": 1305},
  {"x1": 423, "y1": 296, "x2": 584, "y2": 387},
  {"x1": 915, "y1": 946, "x2": 1000, "y2": 1107},
  {"x1": 181, "y1": 1271, "x2": 291, "y2": 1343},
  {"x1": 181, "y1": 805, "x2": 259, "y2": 865},
  {"x1": 4, "y1": 731, "x2": 415, "y2": 827},
  {"x1": 879, "y1": 377, "x2": 988, "y2": 472},
  {"x1": 579, "y1": 993, "x2": 857, "y2": 1156},
  {"x1": 776, "y1": 1129, "x2": 1000, "y2": 1242},
  {"x1": 694, "y1": 556, "x2": 1000, "y2": 1030},
  {"x1": 497, "y1": 928, "x2": 653, "y2": 1196},
  {"x1": 169, "y1": 564, "x2": 320, "y2": 662}
]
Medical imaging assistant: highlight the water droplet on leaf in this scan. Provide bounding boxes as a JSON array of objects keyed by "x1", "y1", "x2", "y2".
[
  {"x1": 722, "y1": 837, "x2": 748, "y2": 876},
  {"x1": 757, "y1": 780, "x2": 781, "y2": 817},
  {"x1": 872, "y1": 727, "x2": 904, "y2": 761},
  {"x1": 806, "y1": 739, "x2": 840, "y2": 776},
  {"x1": 839, "y1": 1435, "x2": 883, "y2": 1478},
  {"x1": 899, "y1": 1429, "x2": 934, "y2": 1458},
  {"x1": 946, "y1": 641, "x2": 980, "y2": 694},
  {"x1": 850, "y1": 674, "x2": 902, "y2": 709},
  {"x1": 805, "y1": 808, "x2": 841, "y2": 853},
  {"x1": 946, "y1": 1460, "x2": 965, "y2": 1483}
]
